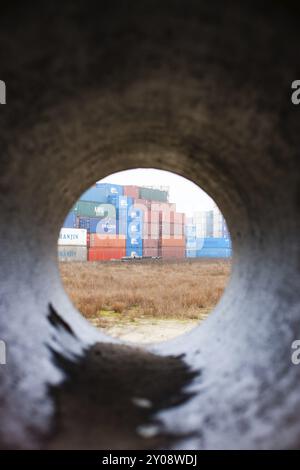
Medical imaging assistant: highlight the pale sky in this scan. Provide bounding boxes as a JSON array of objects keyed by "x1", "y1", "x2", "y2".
[{"x1": 98, "y1": 168, "x2": 215, "y2": 216}]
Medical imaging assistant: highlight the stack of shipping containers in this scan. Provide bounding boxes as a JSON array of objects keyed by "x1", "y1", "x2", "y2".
[
  {"x1": 142, "y1": 198, "x2": 160, "y2": 257},
  {"x1": 58, "y1": 228, "x2": 88, "y2": 261},
  {"x1": 186, "y1": 206, "x2": 231, "y2": 258},
  {"x1": 58, "y1": 182, "x2": 231, "y2": 262},
  {"x1": 159, "y1": 207, "x2": 186, "y2": 259}
]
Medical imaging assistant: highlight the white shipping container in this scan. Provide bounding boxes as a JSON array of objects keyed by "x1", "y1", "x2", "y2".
[
  {"x1": 58, "y1": 228, "x2": 87, "y2": 246},
  {"x1": 58, "y1": 246, "x2": 88, "y2": 262},
  {"x1": 213, "y1": 207, "x2": 223, "y2": 238}
]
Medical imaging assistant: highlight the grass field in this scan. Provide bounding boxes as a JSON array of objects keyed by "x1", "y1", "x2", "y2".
[{"x1": 59, "y1": 259, "x2": 231, "y2": 341}]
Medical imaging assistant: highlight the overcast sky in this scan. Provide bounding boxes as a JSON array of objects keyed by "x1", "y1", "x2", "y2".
[{"x1": 98, "y1": 168, "x2": 215, "y2": 216}]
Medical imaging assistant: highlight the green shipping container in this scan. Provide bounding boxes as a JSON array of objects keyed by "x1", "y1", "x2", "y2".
[
  {"x1": 139, "y1": 187, "x2": 168, "y2": 202},
  {"x1": 73, "y1": 200, "x2": 116, "y2": 218}
]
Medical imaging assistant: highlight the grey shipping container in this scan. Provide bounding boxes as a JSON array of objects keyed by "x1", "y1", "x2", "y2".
[
  {"x1": 58, "y1": 245, "x2": 87, "y2": 262},
  {"x1": 139, "y1": 187, "x2": 168, "y2": 202}
]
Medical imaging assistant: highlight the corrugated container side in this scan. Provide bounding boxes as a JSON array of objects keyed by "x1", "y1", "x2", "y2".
[
  {"x1": 160, "y1": 247, "x2": 185, "y2": 259},
  {"x1": 140, "y1": 209, "x2": 160, "y2": 224},
  {"x1": 89, "y1": 234, "x2": 126, "y2": 248},
  {"x1": 127, "y1": 236, "x2": 143, "y2": 247},
  {"x1": 58, "y1": 246, "x2": 87, "y2": 262},
  {"x1": 126, "y1": 245, "x2": 143, "y2": 257},
  {"x1": 143, "y1": 222, "x2": 160, "y2": 239},
  {"x1": 123, "y1": 185, "x2": 139, "y2": 199},
  {"x1": 127, "y1": 220, "x2": 143, "y2": 238},
  {"x1": 80, "y1": 186, "x2": 109, "y2": 203},
  {"x1": 58, "y1": 228, "x2": 87, "y2": 246},
  {"x1": 88, "y1": 246, "x2": 126, "y2": 261},
  {"x1": 63, "y1": 211, "x2": 77, "y2": 228},
  {"x1": 160, "y1": 237, "x2": 185, "y2": 247},
  {"x1": 78, "y1": 216, "x2": 117, "y2": 233},
  {"x1": 143, "y1": 238, "x2": 160, "y2": 248},
  {"x1": 185, "y1": 224, "x2": 196, "y2": 237},
  {"x1": 73, "y1": 201, "x2": 116, "y2": 218},
  {"x1": 160, "y1": 211, "x2": 184, "y2": 224},
  {"x1": 153, "y1": 202, "x2": 174, "y2": 215},
  {"x1": 196, "y1": 247, "x2": 232, "y2": 258},
  {"x1": 186, "y1": 249, "x2": 197, "y2": 258},
  {"x1": 89, "y1": 217, "x2": 117, "y2": 234},
  {"x1": 202, "y1": 237, "x2": 231, "y2": 249},
  {"x1": 95, "y1": 182, "x2": 123, "y2": 196},
  {"x1": 128, "y1": 206, "x2": 144, "y2": 221},
  {"x1": 143, "y1": 247, "x2": 160, "y2": 257},
  {"x1": 107, "y1": 195, "x2": 129, "y2": 209},
  {"x1": 186, "y1": 237, "x2": 205, "y2": 250},
  {"x1": 134, "y1": 199, "x2": 152, "y2": 210},
  {"x1": 161, "y1": 223, "x2": 185, "y2": 237},
  {"x1": 139, "y1": 187, "x2": 168, "y2": 202}
]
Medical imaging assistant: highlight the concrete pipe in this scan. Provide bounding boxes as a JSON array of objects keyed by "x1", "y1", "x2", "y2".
[{"x1": 0, "y1": 0, "x2": 300, "y2": 449}]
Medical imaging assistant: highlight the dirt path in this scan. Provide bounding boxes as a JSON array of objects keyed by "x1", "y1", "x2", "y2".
[{"x1": 90, "y1": 317, "x2": 203, "y2": 344}]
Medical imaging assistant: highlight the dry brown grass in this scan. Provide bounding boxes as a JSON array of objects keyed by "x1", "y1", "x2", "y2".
[{"x1": 59, "y1": 259, "x2": 231, "y2": 322}]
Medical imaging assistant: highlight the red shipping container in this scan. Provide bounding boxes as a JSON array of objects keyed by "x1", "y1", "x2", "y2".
[
  {"x1": 143, "y1": 238, "x2": 160, "y2": 248},
  {"x1": 88, "y1": 247, "x2": 125, "y2": 261},
  {"x1": 160, "y1": 247, "x2": 185, "y2": 259},
  {"x1": 123, "y1": 185, "x2": 139, "y2": 199},
  {"x1": 143, "y1": 247, "x2": 159, "y2": 257}
]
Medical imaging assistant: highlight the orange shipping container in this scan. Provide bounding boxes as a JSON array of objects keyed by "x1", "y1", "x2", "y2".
[
  {"x1": 160, "y1": 237, "x2": 185, "y2": 247},
  {"x1": 160, "y1": 247, "x2": 185, "y2": 259},
  {"x1": 89, "y1": 234, "x2": 126, "y2": 248},
  {"x1": 88, "y1": 246, "x2": 126, "y2": 261}
]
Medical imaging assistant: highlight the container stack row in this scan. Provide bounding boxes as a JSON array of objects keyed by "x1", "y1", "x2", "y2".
[{"x1": 58, "y1": 183, "x2": 186, "y2": 261}]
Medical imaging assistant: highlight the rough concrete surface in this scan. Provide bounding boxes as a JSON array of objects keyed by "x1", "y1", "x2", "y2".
[{"x1": 0, "y1": 0, "x2": 300, "y2": 449}]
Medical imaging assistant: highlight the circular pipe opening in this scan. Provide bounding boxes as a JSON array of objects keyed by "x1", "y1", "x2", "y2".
[
  {"x1": 58, "y1": 168, "x2": 233, "y2": 345},
  {"x1": 0, "y1": 0, "x2": 299, "y2": 450}
]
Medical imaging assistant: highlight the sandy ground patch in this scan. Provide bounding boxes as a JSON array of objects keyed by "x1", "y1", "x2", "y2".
[{"x1": 90, "y1": 317, "x2": 205, "y2": 345}]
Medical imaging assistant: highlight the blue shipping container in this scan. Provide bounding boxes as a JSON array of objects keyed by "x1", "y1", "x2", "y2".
[
  {"x1": 63, "y1": 211, "x2": 77, "y2": 228},
  {"x1": 78, "y1": 217, "x2": 117, "y2": 234},
  {"x1": 126, "y1": 244, "x2": 143, "y2": 257},
  {"x1": 107, "y1": 194, "x2": 130, "y2": 209},
  {"x1": 128, "y1": 207, "x2": 144, "y2": 220},
  {"x1": 90, "y1": 217, "x2": 117, "y2": 234},
  {"x1": 202, "y1": 237, "x2": 231, "y2": 249},
  {"x1": 80, "y1": 186, "x2": 109, "y2": 203},
  {"x1": 117, "y1": 209, "x2": 128, "y2": 235},
  {"x1": 186, "y1": 249, "x2": 197, "y2": 258},
  {"x1": 196, "y1": 247, "x2": 232, "y2": 258},
  {"x1": 96, "y1": 182, "x2": 123, "y2": 197},
  {"x1": 127, "y1": 220, "x2": 143, "y2": 239},
  {"x1": 127, "y1": 236, "x2": 143, "y2": 246}
]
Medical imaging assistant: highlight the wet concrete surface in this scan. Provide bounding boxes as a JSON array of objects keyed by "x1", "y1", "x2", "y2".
[{"x1": 46, "y1": 343, "x2": 198, "y2": 449}]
